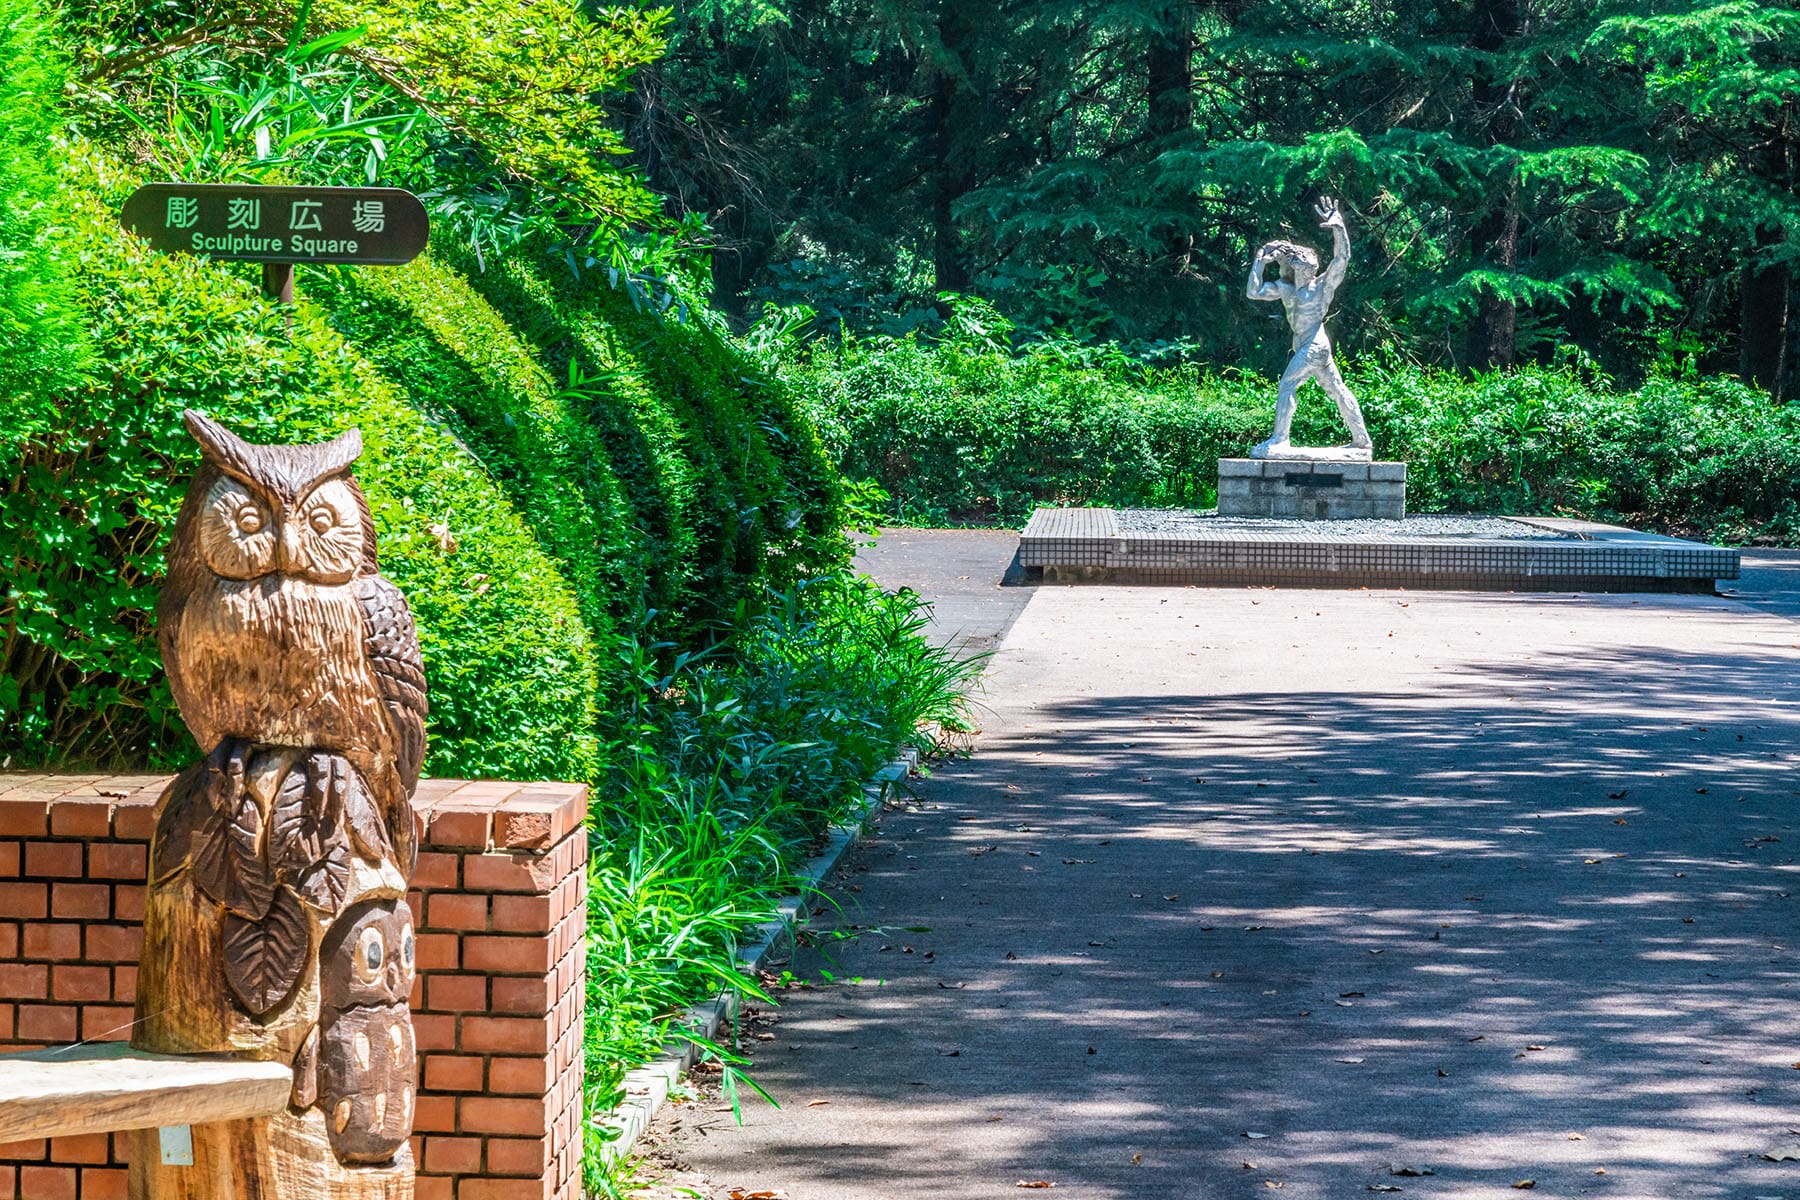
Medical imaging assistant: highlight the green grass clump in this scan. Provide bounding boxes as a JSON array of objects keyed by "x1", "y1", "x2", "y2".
[
  {"x1": 784, "y1": 322, "x2": 1800, "y2": 543},
  {"x1": 580, "y1": 573, "x2": 981, "y2": 1188}
]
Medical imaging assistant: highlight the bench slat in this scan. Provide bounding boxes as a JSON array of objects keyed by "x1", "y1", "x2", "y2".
[{"x1": 0, "y1": 1043, "x2": 290, "y2": 1143}]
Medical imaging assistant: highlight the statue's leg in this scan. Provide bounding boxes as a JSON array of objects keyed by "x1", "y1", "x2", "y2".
[
  {"x1": 1320, "y1": 355, "x2": 1373, "y2": 449},
  {"x1": 1268, "y1": 348, "x2": 1310, "y2": 444}
]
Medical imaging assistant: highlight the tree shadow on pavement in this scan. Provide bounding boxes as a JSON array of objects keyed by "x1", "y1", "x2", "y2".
[{"x1": 680, "y1": 632, "x2": 1800, "y2": 1200}]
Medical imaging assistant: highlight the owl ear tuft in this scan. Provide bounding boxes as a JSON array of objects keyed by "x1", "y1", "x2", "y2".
[
  {"x1": 181, "y1": 410, "x2": 365, "y2": 501},
  {"x1": 183, "y1": 409, "x2": 259, "y2": 480}
]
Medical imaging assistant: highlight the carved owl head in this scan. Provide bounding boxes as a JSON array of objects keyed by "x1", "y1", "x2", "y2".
[
  {"x1": 322, "y1": 899, "x2": 415, "y2": 1010},
  {"x1": 179, "y1": 410, "x2": 377, "y2": 584}
]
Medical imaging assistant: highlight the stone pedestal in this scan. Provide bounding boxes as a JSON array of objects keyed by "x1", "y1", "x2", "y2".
[{"x1": 1217, "y1": 458, "x2": 1406, "y2": 520}]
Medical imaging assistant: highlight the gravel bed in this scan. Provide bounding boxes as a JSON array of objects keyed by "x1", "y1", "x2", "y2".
[{"x1": 1117, "y1": 509, "x2": 1575, "y2": 541}]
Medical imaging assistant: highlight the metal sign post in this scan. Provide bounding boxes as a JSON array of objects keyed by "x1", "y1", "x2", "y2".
[{"x1": 120, "y1": 182, "x2": 429, "y2": 302}]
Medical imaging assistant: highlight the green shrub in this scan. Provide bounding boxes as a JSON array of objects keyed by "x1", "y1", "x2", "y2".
[
  {"x1": 786, "y1": 327, "x2": 1800, "y2": 543},
  {"x1": 312, "y1": 254, "x2": 639, "y2": 651},
  {"x1": 0, "y1": 0, "x2": 90, "y2": 452},
  {"x1": 0, "y1": 145, "x2": 598, "y2": 780}
]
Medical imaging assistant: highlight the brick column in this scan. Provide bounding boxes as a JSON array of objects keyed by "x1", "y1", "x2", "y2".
[{"x1": 0, "y1": 774, "x2": 587, "y2": 1200}]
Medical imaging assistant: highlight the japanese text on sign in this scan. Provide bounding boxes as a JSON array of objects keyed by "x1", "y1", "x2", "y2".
[{"x1": 120, "y1": 183, "x2": 428, "y2": 267}]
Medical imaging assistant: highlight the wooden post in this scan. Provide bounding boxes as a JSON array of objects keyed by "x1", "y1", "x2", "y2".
[
  {"x1": 262, "y1": 262, "x2": 294, "y2": 304},
  {"x1": 131, "y1": 411, "x2": 428, "y2": 1199}
]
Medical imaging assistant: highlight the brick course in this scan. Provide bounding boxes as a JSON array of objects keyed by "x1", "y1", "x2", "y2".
[{"x1": 0, "y1": 774, "x2": 587, "y2": 1200}]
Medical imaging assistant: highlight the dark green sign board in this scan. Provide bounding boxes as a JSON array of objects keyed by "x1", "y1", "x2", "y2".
[{"x1": 120, "y1": 183, "x2": 428, "y2": 266}]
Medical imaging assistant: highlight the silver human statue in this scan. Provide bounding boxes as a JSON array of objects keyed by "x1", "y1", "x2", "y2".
[{"x1": 1245, "y1": 197, "x2": 1373, "y2": 460}]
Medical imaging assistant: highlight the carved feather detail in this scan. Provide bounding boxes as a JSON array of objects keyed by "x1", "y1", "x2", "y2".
[{"x1": 354, "y1": 574, "x2": 428, "y2": 797}]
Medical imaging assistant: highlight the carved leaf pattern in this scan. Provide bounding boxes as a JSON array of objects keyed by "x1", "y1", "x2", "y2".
[
  {"x1": 342, "y1": 769, "x2": 393, "y2": 864},
  {"x1": 295, "y1": 829, "x2": 354, "y2": 915},
  {"x1": 222, "y1": 888, "x2": 309, "y2": 1016},
  {"x1": 193, "y1": 785, "x2": 275, "y2": 920},
  {"x1": 150, "y1": 764, "x2": 217, "y2": 884},
  {"x1": 267, "y1": 762, "x2": 323, "y2": 880}
]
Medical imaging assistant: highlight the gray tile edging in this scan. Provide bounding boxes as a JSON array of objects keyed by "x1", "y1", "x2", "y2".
[{"x1": 593, "y1": 745, "x2": 919, "y2": 1164}]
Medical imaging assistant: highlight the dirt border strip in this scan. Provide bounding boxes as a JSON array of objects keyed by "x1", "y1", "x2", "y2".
[{"x1": 594, "y1": 746, "x2": 920, "y2": 1163}]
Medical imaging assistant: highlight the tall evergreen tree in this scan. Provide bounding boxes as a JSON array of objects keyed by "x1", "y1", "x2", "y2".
[{"x1": 626, "y1": 0, "x2": 1798, "y2": 385}]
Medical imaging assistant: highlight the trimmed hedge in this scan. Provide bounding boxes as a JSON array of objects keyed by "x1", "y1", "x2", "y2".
[
  {"x1": 0, "y1": 0, "x2": 90, "y2": 455},
  {"x1": 0, "y1": 145, "x2": 599, "y2": 778},
  {"x1": 320, "y1": 246, "x2": 847, "y2": 653},
  {"x1": 311, "y1": 255, "x2": 639, "y2": 656},
  {"x1": 446, "y1": 247, "x2": 847, "y2": 635}
]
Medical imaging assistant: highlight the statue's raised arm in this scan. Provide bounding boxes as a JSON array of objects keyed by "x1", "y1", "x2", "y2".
[{"x1": 1316, "y1": 197, "x2": 1350, "y2": 297}]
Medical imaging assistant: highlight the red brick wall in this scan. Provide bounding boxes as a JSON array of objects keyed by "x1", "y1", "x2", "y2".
[{"x1": 0, "y1": 775, "x2": 588, "y2": 1200}]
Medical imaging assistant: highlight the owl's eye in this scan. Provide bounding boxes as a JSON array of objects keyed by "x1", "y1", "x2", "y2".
[
  {"x1": 309, "y1": 507, "x2": 335, "y2": 535},
  {"x1": 358, "y1": 927, "x2": 386, "y2": 977},
  {"x1": 400, "y1": 926, "x2": 415, "y2": 971},
  {"x1": 236, "y1": 505, "x2": 264, "y2": 534}
]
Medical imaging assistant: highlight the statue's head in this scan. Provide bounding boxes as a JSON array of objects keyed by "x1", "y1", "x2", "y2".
[{"x1": 1260, "y1": 240, "x2": 1320, "y2": 287}]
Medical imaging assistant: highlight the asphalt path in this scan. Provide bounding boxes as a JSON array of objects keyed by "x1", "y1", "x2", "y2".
[{"x1": 650, "y1": 533, "x2": 1800, "y2": 1200}]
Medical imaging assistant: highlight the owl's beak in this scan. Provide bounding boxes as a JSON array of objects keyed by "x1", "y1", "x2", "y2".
[{"x1": 277, "y1": 520, "x2": 306, "y2": 572}]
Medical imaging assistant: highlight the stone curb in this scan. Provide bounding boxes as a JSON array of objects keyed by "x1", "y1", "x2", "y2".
[{"x1": 594, "y1": 745, "x2": 920, "y2": 1164}]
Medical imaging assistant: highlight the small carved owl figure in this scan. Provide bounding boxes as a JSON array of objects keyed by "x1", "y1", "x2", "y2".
[
  {"x1": 156, "y1": 410, "x2": 427, "y2": 863},
  {"x1": 310, "y1": 899, "x2": 418, "y2": 1165}
]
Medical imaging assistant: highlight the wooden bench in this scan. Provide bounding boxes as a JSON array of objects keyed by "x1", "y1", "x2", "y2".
[{"x1": 0, "y1": 1043, "x2": 289, "y2": 1163}]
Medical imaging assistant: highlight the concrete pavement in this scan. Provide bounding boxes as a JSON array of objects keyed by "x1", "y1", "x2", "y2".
[{"x1": 649, "y1": 533, "x2": 1800, "y2": 1199}]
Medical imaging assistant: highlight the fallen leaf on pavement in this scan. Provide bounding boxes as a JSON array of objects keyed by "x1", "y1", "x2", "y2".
[
  {"x1": 1512, "y1": 1181, "x2": 1536, "y2": 1189},
  {"x1": 1761, "y1": 1144, "x2": 1800, "y2": 1162},
  {"x1": 1388, "y1": 1164, "x2": 1435, "y2": 1177},
  {"x1": 1368, "y1": 1187, "x2": 1402, "y2": 1194},
  {"x1": 1244, "y1": 1131, "x2": 1270, "y2": 1139},
  {"x1": 805, "y1": 1099, "x2": 829, "y2": 1107},
  {"x1": 1015, "y1": 1182, "x2": 1055, "y2": 1189},
  {"x1": 1336, "y1": 1057, "x2": 1365, "y2": 1064}
]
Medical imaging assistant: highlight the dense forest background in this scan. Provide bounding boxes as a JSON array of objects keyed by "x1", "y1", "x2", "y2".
[{"x1": 625, "y1": 0, "x2": 1800, "y2": 391}]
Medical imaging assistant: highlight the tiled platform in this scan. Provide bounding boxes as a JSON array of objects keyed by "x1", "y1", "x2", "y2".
[{"x1": 1018, "y1": 508, "x2": 1740, "y2": 592}]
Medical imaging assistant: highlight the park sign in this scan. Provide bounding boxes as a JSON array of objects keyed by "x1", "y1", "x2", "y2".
[{"x1": 120, "y1": 182, "x2": 428, "y2": 266}]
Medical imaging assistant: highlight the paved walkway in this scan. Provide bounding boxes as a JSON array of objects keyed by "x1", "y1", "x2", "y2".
[{"x1": 651, "y1": 535, "x2": 1800, "y2": 1199}]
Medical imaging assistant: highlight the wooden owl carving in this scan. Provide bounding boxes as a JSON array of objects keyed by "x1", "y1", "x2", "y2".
[
  {"x1": 133, "y1": 412, "x2": 429, "y2": 1199},
  {"x1": 157, "y1": 409, "x2": 428, "y2": 861}
]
